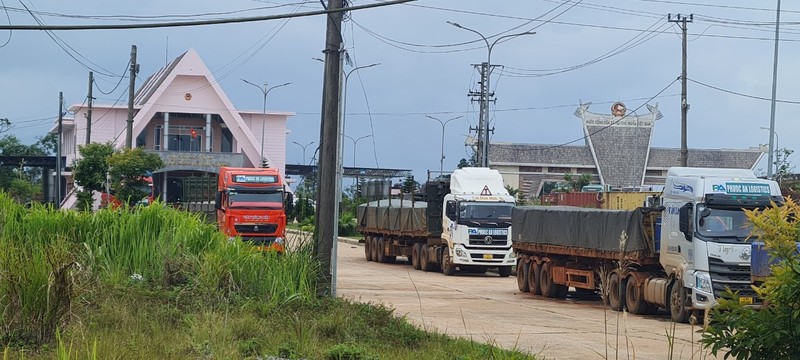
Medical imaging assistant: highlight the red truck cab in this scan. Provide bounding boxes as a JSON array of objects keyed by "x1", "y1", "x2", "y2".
[{"x1": 215, "y1": 167, "x2": 292, "y2": 252}]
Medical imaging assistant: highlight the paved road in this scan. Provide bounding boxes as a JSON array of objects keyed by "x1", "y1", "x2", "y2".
[{"x1": 334, "y1": 240, "x2": 718, "y2": 360}]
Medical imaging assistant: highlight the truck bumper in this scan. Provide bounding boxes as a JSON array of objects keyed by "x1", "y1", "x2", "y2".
[
  {"x1": 237, "y1": 236, "x2": 285, "y2": 253},
  {"x1": 451, "y1": 244, "x2": 515, "y2": 267}
]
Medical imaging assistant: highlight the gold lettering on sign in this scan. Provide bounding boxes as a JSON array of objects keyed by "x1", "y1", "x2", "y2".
[{"x1": 163, "y1": 153, "x2": 231, "y2": 168}]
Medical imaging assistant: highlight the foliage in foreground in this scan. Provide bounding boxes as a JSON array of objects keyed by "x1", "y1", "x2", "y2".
[{"x1": 702, "y1": 198, "x2": 800, "y2": 359}]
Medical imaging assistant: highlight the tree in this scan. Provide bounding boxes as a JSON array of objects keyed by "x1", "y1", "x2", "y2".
[
  {"x1": 0, "y1": 118, "x2": 10, "y2": 135},
  {"x1": 73, "y1": 143, "x2": 115, "y2": 211},
  {"x1": 73, "y1": 143, "x2": 115, "y2": 192},
  {"x1": 107, "y1": 147, "x2": 164, "y2": 206},
  {"x1": 0, "y1": 134, "x2": 50, "y2": 197},
  {"x1": 504, "y1": 184, "x2": 526, "y2": 205},
  {"x1": 564, "y1": 172, "x2": 591, "y2": 192},
  {"x1": 773, "y1": 147, "x2": 794, "y2": 185},
  {"x1": 401, "y1": 174, "x2": 417, "y2": 194},
  {"x1": 702, "y1": 198, "x2": 800, "y2": 359}
]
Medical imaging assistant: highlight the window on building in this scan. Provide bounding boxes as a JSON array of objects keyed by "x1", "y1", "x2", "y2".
[{"x1": 154, "y1": 125, "x2": 162, "y2": 150}]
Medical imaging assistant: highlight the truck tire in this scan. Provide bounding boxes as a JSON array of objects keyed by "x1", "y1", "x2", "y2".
[
  {"x1": 540, "y1": 262, "x2": 567, "y2": 299},
  {"x1": 441, "y1": 253, "x2": 456, "y2": 276},
  {"x1": 376, "y1": 237, "x2": 387, "y2": 263},
  {"x1": 365, "y1": 235, "x2": 373, "y2": 262},
  {"x1": 625, "y1": 276, "x2": 648, "y2": 315},
  {"x1": 527, "y1": 261, "x2": 542, "y2": 295},
  {"x1": 669, "y1": 282, "x2": 691, "y2": 323},
  {"x1": 606, "y1": 271, "x2": 625, "y2": 311},
  {"x1": 371, "y1": 237, "x2": 380, "y2": 263},
  {"x1": 411, "y1": 243, "x2": 422, "y2": 270},
  {"x1": 498, "y1": 266, "x2": 512, "y2": 278},
  {"x1": 420, "y1": 244, "x2": 432, "y2": 272},
  {"x1": 517, "y1": 258, "x2": 530, "y2": 292}
]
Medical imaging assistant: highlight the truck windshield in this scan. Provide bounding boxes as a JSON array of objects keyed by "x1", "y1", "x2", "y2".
[
  {"x1": 228, "y1": 190, "x2": 283, "y2": 209},
  {"x1": 696, "y1": 207, "x2": 754, "y2": 242},
  {"x1": 458, "y1": 202, "x2": 513, "y2": 225}
]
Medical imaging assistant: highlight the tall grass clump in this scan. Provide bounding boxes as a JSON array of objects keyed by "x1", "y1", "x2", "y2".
[{"x1": 0, "y1": 192, "x2": 319, "y2": 348}]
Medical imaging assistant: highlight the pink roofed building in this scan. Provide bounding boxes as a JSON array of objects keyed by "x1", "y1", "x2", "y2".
[{"x1": 54, "y1": 48, "x2": 295, "y2": 209}]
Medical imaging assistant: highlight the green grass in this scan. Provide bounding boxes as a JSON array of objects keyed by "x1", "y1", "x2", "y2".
[{"x1": 0, "y1": 193, "x2": 534, "y2": 359}]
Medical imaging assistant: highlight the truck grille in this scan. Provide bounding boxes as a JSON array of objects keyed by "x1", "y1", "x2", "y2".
[
  {"x1": 708, "y1": 257, "x2": 760, "y2": 302},
  {"x1": 468, "y1": 234, "x2": 508, "y2": 246},
  {"x1": 235, "y1": 224, "x2": 278, "y2": 234}
]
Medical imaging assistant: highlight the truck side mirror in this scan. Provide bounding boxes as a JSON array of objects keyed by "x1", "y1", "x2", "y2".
[
  {"x1": 678, "y1": 203, "x2": 693, "y2": 241},
  {"x1": 214, "y1": 191, "x2": 222, "y2": 210},
  {"x1": 285, "y1": 193, "x2": 294, "y2": 214},
  {"x1": 445, "y1": 200, "x2": 457, "y2": 220}
]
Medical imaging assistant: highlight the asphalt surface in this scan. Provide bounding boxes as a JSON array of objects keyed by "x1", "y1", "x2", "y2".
[{"x1": 333, "y1": 238, "x2": 719, "y2": 360}]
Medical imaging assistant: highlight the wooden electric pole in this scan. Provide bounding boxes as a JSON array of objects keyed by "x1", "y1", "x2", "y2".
[
  {"x1": 669, "y1": 14, "x2": 692, "y2": 167},
  {"x1": 86, "y1": 71, "x2": 93, "y2": 144},
  {"x1": 314, "y1": 0, "x2": 344, "y2": 296},
  {"x1": 126, "y1": 45, "x2": 137, "y2": 149}
]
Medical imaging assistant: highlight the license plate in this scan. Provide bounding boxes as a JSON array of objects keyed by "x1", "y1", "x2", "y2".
[
  {"x1": 483, "y1": 254, "x2": 493, "y2": 260},
  {"x1": 739, "y1": 296, "x2": 753, "y2": 305}
]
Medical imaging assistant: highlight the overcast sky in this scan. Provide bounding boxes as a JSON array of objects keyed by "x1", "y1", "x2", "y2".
[{"x1": 0, "y1": 0, "x2": 797, "y2": 182}]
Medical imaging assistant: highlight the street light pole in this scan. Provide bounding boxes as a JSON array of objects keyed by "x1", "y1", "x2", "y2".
[
  {"x1": 242, "y1": 79, "x2": 292, "y2": 166},
  {"x1": 425, "y1": 115, "x2": 463, "y2": 175},
  {"x1": 292, "y1": 141, "x2": 315, "y2": 165},
  {"x1": 447, "y1": 22, "x2": 534, "y2": 167},
  {"x1": 760, "y1": 126, "x2": 780, "y2": 177}
]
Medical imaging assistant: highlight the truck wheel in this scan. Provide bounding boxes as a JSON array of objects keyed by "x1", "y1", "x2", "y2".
[
  {"x1": 498, "y1": 266, "x2": 512, "y2": 278},
  {"x1": 420, "y1": 244, "x2": 431, "y2": 272},
  {"x1": 625, "y1": 276, "x2": 648, "y2": 315},
  {"x1": 606, "y1": 271, "x2": 625, "y2": 311},
  {"x1": 540, "y1": 262, "x2": 567, "y2": 298},
  {"x1": 517, "y1": 258, "x2": 530, "y2": 292},
  {"x1": 441, "y1": 253, "x2": 456, "y2": 276},
  {"x1": 411, "y1": 243, "x2": 422, "y2": 270},
  {"x1": 669, "y1": 282, "x2": 691, "y2": 323},
  {"x1": 376, "y1": 237, "x2": 387, "y2": 263},
  {"x1": 527, "y1": 262, "x2": 542, "y2": 295},
  {"x1": 365, "y1": 235, "x2": 373, "y2": 262}
]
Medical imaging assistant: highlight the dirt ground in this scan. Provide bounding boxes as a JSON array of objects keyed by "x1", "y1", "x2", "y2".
[{"x1": 334, "y1": 240, "x2": 720, "y2": 360}]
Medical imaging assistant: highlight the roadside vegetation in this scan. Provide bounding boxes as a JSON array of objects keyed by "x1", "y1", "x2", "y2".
[{"x1": 0, "y1": 192, "x2": 533, "y2": 359}]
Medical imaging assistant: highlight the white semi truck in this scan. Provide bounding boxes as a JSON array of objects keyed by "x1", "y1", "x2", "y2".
[
  {"x1": 357, "y1": 167, "x2": 517, "y2": 276},
  {"x1": 513, "y1": 167, "x2": 782, "y2": 322}
]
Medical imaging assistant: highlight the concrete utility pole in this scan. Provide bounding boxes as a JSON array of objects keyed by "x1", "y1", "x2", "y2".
[
  {"x1": 86, "y1": 71, "x2": 93, "y2": 144},
  {"x1": 448, "y1": 22, "x2": 534, "y2": 167},
  {"x1": 767, "y1": 0, "x2": 781, "y2": 179},
  {"x1": 126, "y1": 45, "x2": 138, "y2": 149},
  {"x1": 668, "y1": 14, "x2": 692, "y2": 167},
  {"x1": 315, "y1": 0, "x2": 345, "y2": 297},
  {"x1": 56, "y1": 92, "x2": 63, "y2": 209}
]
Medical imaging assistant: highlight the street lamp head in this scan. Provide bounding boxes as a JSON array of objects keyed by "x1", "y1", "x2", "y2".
[{"x1": 446, "y1": 21, "x2": 462, "y2": 28}]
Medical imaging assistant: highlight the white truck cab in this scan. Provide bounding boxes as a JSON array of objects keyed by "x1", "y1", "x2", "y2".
[
  {"x1": 440, "y1": 168, "x2": 516, "y2": 275},
  {"x1": 661, "y1": 167, "x2": 782, "y2": 311}
]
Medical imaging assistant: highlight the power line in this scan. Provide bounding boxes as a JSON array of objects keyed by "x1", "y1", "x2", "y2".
[
  {"x1": 626, "y1": 0, "x2": 800, "y2": 14},
  {"x1": 0, "y1": 0, "x2": 415, "y2": 30},
  {"x1": 688, "y1": 77, "x2": 800, "y2": 105}
]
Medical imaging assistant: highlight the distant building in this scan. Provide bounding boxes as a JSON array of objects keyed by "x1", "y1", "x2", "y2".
[
  {"x1": 53, "y1": 49, "x2": 294, "y2": 208},
  {"x1": 490, "y1": 102, "x2": 764, "y2": 199}
]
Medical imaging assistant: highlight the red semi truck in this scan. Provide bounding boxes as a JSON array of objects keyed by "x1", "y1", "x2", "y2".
[{"x1": 215, "y1": 167, "x2": 292, "y2": 252}]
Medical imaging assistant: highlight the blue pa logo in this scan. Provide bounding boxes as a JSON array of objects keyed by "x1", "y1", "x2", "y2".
[
  {"x1": 468, "y1": 229, "x2": 477, "y2": 234},
  {"x1": 712, "y1": 184, "x2": 726, "y2": 192}
]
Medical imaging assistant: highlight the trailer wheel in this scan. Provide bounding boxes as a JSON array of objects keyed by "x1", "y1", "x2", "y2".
[
  {"x1": 498, "y1": 266, "x2": 512, "y2": 278},
  {"x1": 669, "y1": 282, "x2": 691, "y2": 323},
  {"x1": 420, "y1": 244, "x2": 432, "y2": 271},
  {"x1": 441, "y1": 253, "x2": 456, "y2": 276},
  {"x1": 364, "y1": 235, "x2": 373, "y2": 262},
  {"x1": 411, "y1": 243, "x2": 422, "y2": 270},
  {"x1": 376, "y1": 237, "x2": 387, "y2": 263},
  {"x1": 540, "y1": 262, "x2": 567, "y2": 298},
  {"x1": 606, "y1": 271, "x2": 625, "y2": 311},
  {"x1": 527, "y1": 261, "x2": 542, "y2": 295},
  {"x1": 625, "y1": 276, "x2": 648, "y2": 315},
  {"x1": 370, "y1": 237, "x2": 380, "y2": 263},
  {"x1": 516, "y1": 258, "x2": 530, "y2": 292}
]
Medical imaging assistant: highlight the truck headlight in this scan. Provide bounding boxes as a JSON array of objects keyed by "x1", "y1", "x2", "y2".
[
  {"x1": 455, "y1": 248, "x2": 466, "y2": 257},
  {"x1": 274, "y1": 237, "x2": 284, "y2": 245},
  {"x1": 695, "y1": 272, "x2": 713, "y2": 293}
]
